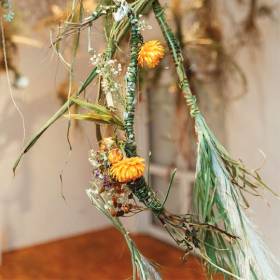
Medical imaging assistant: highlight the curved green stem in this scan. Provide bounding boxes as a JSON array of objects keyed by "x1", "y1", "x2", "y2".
[{"x1": 152, "y1": 0, "x2": 199, "y2": 119}]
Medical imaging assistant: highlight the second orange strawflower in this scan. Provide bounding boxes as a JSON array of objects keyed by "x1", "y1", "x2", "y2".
[{"x1": 110, "y1": 157, "x2": 145, "y2": 183}]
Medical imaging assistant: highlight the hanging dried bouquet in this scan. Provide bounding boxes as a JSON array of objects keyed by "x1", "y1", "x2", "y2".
[{"x1": 6, "y1": 0, "x2": 280, "y2": 279}]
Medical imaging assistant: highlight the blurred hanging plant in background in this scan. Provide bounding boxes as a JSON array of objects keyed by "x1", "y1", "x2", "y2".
[
  {"x1": 1, "y1": 0, "x2": 14, "y2": 22},
  {"x1": 0, "y1": 20, "x2": 22, "y2": 88},
  {"x1": 35, "y1": 0, "x2": 97, "y2": 29},
  {"x1": 1, "y1": 0, "x2": 278, "y2": 279},
  {"x1": 0, "y1": 1, "x2": 30, "y2": 88}
]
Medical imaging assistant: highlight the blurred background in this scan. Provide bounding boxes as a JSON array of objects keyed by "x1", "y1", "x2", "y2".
[{"x1": 0, "y1": 0, "x2": 280, "y2": 278}]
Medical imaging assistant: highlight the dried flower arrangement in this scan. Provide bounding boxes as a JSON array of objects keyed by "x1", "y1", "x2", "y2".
[{"x1": 3, "y1": 0, "x2": 279, "y2": 279}]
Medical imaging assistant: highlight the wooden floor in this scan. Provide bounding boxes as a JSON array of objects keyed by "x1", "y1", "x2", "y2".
[{"x1": 0, "y1": 227, "x2": 211, "y2": 280}]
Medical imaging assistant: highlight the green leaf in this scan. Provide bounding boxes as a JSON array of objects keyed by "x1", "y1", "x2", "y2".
[
  {"x1": 65, "y1": 112, "x2": 124, "y2": 128},
  {"x1": 70, "y1": 97, "x2": 111, "y2": 115},
  {"x1": 70, "y1": 97, "x2": 124, "y2": 128}
]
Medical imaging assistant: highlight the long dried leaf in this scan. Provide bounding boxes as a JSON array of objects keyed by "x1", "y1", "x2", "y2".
[
  {"x1": 70, "y1": 97, "x2": 124, "y2": 127},
  {"x1": 65, "y1": 112, "x2": 124, "y2": 128}
]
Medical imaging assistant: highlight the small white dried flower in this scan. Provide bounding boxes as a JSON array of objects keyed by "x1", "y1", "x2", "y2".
[{"x1": 90, "y1": 54, "x2": 122, "y2": 95}]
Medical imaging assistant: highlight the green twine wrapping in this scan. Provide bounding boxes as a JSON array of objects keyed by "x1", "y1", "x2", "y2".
[{"x1": 124, "y1": 10, "x2": 163, "y2": 213}]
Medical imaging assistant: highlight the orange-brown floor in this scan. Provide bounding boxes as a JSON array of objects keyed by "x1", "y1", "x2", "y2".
[{"x1": 0, "y1": 227, "x2": 214, "y2": 280}]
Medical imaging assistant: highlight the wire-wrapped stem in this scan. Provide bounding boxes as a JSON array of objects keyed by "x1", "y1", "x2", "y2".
[
  {"x1": 124, "y1": 11, "x2": 141, "y2": 156},
  {"x1": 129, "y1": 177, "x2": 163, "y2": 213},
  {"x1": 123, "y1": 10, "x2": 163, "y2": 213},
  {"x1": 152, "y1": 0, "x2": 199, "y2": 119}
]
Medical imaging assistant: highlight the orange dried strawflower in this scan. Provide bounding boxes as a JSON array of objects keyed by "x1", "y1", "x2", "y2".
[
  {"x1": 138, "y1": 40, "x2": 165, "y2": 68},
  {"x1": 110, "y1": 157, "x2": 145, "y2": 183}
]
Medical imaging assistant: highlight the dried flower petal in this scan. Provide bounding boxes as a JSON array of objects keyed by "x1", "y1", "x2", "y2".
[{"x1": 108, "y1": 148, "x2": 123, "y2": 164}]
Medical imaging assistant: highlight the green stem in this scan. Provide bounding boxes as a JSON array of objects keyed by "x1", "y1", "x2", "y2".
[
  {"x1": 152, "y1": 0, "x2": 200, "y2": 119},
  {"x1": 124, "y1": 10, "x2": 163, "y2": 212},
  {"x1": 124, "y1": 12, "x2": 141, "y2": 156}
]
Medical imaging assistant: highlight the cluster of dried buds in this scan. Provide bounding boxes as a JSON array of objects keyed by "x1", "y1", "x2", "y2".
[
  {"x1": 90, "y1": 54, "x2": 122, "y2": 94},
  {"x1": 89, "y1": 137, "x2": 145, "y2": 217}
]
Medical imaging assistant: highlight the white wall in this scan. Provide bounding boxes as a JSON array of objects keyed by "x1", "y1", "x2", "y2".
[
  {"x1": 226, "y1": 18, "x2": 280, "y2": 258},
  {"x1": 0, "y1": 38, "x2": 109, "y2": 252}
]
